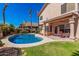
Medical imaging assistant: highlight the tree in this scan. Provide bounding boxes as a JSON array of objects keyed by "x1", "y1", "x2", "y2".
[
  {"x1": 9, "y1": 24, "x2": 15, "y2": 32},
  {"x1": 28, "y1": 8, "x2": 32, "y2": 32},
  {"x1": 9, "y1": 24, "x2": 15, "y2": 28},
  {"x1": 2, "y1": 3, "x2": 8, "y2": 24}
]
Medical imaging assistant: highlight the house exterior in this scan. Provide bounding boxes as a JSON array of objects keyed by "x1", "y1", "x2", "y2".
[{"x1": 38, "y1": 3, "x2": 79, "y2": 39}]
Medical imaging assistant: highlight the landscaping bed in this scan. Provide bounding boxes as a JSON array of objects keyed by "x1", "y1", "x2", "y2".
[{"x1": 0, "y1": 47, "x2": 21, "y2": 56}]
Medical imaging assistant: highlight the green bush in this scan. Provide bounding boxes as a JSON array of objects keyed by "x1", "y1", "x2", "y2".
[
  {"x1": 72, "y1": 50, "x2": 79, "y2": 56},
  {"x1": 2, "y1": 28, "x2": 8, "y2": 36},
  {"x1": 20, "y1": 30, "x2": 28, "y2": 34},
  {"x1": 9, "y1": 24, "x2": 15, "y2": 34},
  {"x1": 35, "y1": 28, "x2": 40, "y2": 33},
  {"x1": 16, "y1": 29, "x2": 21, "y2": 33},
  {"x1": 0, "y1": 40, "x2": 4, "y2": 47}
]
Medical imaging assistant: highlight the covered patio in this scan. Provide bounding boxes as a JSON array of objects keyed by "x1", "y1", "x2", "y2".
[{"x1": 40, "y1": 12, "x2": 79, "y2": 39}]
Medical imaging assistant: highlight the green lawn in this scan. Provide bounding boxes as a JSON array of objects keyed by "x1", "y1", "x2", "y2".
[{"x1": 21, "y1": 41, "x2": 79, "y2": 56}]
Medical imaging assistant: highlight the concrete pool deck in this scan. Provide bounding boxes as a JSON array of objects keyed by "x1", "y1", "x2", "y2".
[{"x1": 1, "y1": 34, "x2": 74, "y2": 48}]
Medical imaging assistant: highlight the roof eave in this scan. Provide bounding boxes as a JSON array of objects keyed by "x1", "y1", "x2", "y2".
[{"x1": 38, "y1": 3, "x2": 49, "y2": 16}]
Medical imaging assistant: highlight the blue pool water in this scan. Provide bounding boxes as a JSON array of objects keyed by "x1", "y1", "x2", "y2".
[{"x1": 9, "y1": 34, "x2": 43, "y2": 44}]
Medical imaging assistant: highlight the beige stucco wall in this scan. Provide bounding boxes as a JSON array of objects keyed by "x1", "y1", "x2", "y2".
[
  {"x1": 39, "y1": 3, "x2": 77, "y2": 22},
  {"x1": 40, "y1": 3, "x2": 62, "y2": 21}
]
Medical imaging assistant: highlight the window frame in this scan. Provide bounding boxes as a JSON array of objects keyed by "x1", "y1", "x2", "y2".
[
  {"x1": 40, "y1": 16, "x2": 43, "y2": 20},
  {"x1": 61, "y1": 3, "x2": 67, "y2": 14}
]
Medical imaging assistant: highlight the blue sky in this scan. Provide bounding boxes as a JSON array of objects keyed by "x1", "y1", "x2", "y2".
[{"x1": 0, "y1": 3, "x2": 44, "y2": 27}]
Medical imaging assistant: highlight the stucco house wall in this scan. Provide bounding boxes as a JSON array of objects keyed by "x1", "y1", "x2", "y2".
[{"x1": 40, "y1": 3, "x2": 62, "y2": 21}]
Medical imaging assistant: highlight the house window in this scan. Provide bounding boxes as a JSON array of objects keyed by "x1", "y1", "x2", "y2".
[
  {"x1": 64, "y1": 24, "x2": 70, "y2": 33},
  {"x1": 61, "y1": 3, "x2": 75, "y2": 14},
  {"x1": 59, "y1": 25, "x2": 65, "y2": 32},
  {"x1": 61, "y1": 3, "x2": 67, "y2": 14},
  {"x1": 40, "y1": 16, "x2": 43, "y2": 20}
]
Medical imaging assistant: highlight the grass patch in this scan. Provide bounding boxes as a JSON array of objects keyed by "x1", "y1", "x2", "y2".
[{"x1": 21, "y1": 41, "x2": 79, "y2": 56}]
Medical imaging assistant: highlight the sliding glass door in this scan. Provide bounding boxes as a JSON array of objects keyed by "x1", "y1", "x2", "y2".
[{"x1": 55, "y1": 24, "x2": 70, "y2": 34}]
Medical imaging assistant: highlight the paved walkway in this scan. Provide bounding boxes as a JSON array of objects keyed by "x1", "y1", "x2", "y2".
[
  {"x1": 1, "y1": 34, "x2": 74, "y2": 48},
  {"x1": 47, "y1": 35, "x2": 73, "y2": 41}
]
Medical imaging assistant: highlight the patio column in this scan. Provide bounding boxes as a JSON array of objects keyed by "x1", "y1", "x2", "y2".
[
  {"x1": 46, "y1": 23, "x2": 49, "y2": 35},
  {"x1": 69, "y1": 16, "x2": 75, "y2": 39},
  {"x1": 76, "y1": 18, "x2": 79, "y2": 39},
  {"x1": 43, "y1": 24, "x2": 46, "y2": 36}
]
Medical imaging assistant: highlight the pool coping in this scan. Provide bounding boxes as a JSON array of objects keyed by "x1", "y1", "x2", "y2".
[
  {"x1": 1, "y1": 34, "x2": 53, "y2": 48},
  {"x1": 1, "y1": 33, "x2": 74, "y2": 48}
]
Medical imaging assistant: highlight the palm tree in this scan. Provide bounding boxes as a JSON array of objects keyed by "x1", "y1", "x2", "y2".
[
  {"x1": 33, "y1": 10, "x2": 39, "y2": 27},
  {"x1": 28, "y1": 8, "x2": 32, "y2": 32},
  {"x1": 2, "y1": 3, "x2": 8, "y2": 24},
  {"x1": 35, "y1": 10, "x2": 39, "y2": 33},
  {"x1": 2, "y1": 3, "x2": 8, "y2": 36},
  {"x1": 36, "y1": 11, "x2": 39, "y2": 27}
]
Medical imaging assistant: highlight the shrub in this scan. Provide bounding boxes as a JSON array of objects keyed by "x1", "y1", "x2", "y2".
[
  {"x1": 9, "y1": 24, "x2": 15, "y2": 34},
  {"x1": 2, "y1": 28, "x2": 8, "y2": 36},
  {"x1": 35, "y1": 28, "x2": 40, "y2": 33},
  {"x1": 0, "y1": 40, "x2": 4, "y2": 47},
  {"x1": 20, "y1": 30, "x2": 28, "y2": 34},
  {"x1": 16, "y1": 29, "x2": 21, "y2": 33},
  {"x1": 72, "y1": 50, "x2": 79, "y2": 56}
]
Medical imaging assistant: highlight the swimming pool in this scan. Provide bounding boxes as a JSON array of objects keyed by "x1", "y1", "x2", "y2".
[{"x1": 9, "y1": 34, "x2": 43, "y2": 44}]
